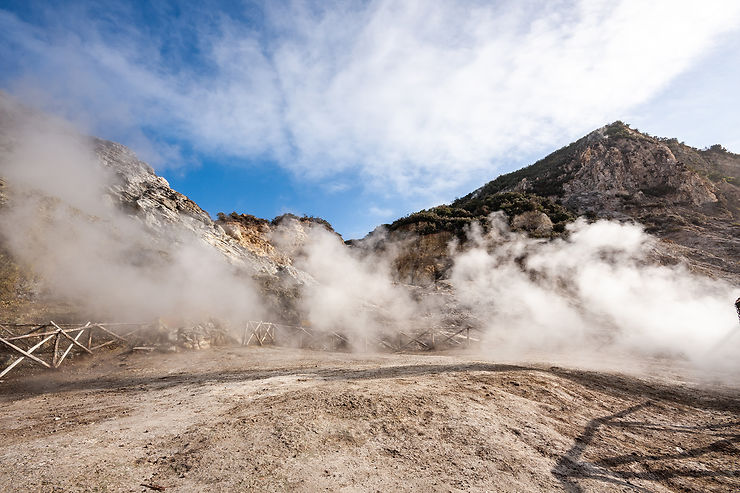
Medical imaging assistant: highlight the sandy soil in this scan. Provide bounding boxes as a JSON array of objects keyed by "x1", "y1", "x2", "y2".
[{"x1": 0, "y1": 347, "x2": 738, "y2": 492}]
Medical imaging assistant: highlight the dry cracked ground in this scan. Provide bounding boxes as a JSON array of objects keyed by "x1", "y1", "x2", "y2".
[{"x1": 0, "y1": 347, "x2": 739, "y2": 492}]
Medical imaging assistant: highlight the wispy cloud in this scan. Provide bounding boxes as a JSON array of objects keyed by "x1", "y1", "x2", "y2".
[
  {"x1": 2, "y1": 0, "x2": 739, "y2": 197},
  {"x1": 368, "y1": 205, "x2": 394, "y2": 219}
]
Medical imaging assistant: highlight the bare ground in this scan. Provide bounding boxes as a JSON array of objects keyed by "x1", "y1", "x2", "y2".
[{"x1": 0, "y1": 347, "x2": 738, "y2": 492}]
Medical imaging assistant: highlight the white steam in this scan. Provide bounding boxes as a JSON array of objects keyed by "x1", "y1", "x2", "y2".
[
  {"x1": 270, "y1": 220, "x2": 417, "y2": 343},
  {"x1": 450, "y1": 213, "x2": 740, "y2": 370},
  {"x1": 0, "y1": 100, "x2": 263, "y2": 325},
  {"x1": 0, "y1": 97, "x2": 738, "y2": 376}
]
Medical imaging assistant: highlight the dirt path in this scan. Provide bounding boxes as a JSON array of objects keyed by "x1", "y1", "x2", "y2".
[{"x1": 1, "y1": 347, "x2": 738, "y2": 492}]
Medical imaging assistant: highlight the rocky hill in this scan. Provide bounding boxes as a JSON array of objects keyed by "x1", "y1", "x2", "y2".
[
  {"x1": 94, "y1": 139, "x2": 329, "y2": 287},
  {"x1": 376, "y1": 122, "x2": 739, "y2": 284},
  {"x1": 214, "y1": 211, "x2": 338, "y2": 266},
  {"x1": 2, "y1": 93, "x2": 737, "y2": 323},
  {"x1": 0, "y1": 93, "x2": 319, "y2": 322}
]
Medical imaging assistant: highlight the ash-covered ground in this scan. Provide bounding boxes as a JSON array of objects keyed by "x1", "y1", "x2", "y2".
[{"x1": 1, "y1": 347, "x2": 738, "y2": 493}]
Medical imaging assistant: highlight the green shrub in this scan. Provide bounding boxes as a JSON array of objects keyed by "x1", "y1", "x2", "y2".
[{"x1": 389, "y1": 192, "x2": 576, "y2": 238}]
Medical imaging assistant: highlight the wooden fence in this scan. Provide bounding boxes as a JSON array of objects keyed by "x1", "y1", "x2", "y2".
[
  {"x1": 0, "y1": 320, "x2": 481, "y2": 380},
  {"x1": 240, "y1": 320, "x2": 480, "y2": 352},
  {"x1": 0, "y1": 322, "x2": 144, "y2": 379}
]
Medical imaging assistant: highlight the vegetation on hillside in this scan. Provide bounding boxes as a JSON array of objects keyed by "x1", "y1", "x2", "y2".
[
  {"x1": 388, "y1": 206, "x2": 475, "y2": 236},
  {"x1": 456, "y1": 138, "x2": 583, "y2": 199},
  {"x1": 385, "y1": 121, "x2": 740, "y2": 240},
  {"x1": 216, "y1": 211, "x2": 337, "y2": 234},
  {"x1": 271, "y1": 213, "x2": 336, "y2": 232},
  {"x1": 388, "y1": 192, "x2": 576, "y2": 237},
  {"x1": 660, "y1": 141, "x2": 739, "y2": 186},
  {"x1": 460, "y1": 192, "x2": 575, "y2": 233},
  {"x1": 453, "y1": 122, "x2": 656, "y2": 203},
  {"x1": 217, "y1": 212, "x2": 270, "y2": 227}
]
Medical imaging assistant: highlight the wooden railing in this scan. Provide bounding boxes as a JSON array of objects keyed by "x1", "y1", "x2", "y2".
[
  {"x1": 0, "y1": 322, "x2": 144, "y2": 379},
  {"x1": 0, "y1": 320, "x2": 481, "y2": 380},
  {"x1": 240, "y1": 321, "x2": 480, "y2": 352}
]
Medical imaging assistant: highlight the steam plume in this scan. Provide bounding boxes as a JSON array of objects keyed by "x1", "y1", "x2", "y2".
[
  {"x1": 450, "y1": 213, "x2": 740, "y2": 371},
  {"x1": 0, "y1": 97, "x2": 263, "y2": 325},
  {"x1": 1, "y1": 95, "x2": 738, "y2": 377}
]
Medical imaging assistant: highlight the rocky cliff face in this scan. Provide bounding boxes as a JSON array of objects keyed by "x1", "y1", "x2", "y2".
[
  {"x1": 213, "y1": 212, "x2": 339, "y2": 269},
  {"x1": 0, "y1": 94, "x2": 316, "y2": 322},
  {"x1": 359, "y1": 224, "x2": 454, "y2": 286},
  {"x1": 94, "y1": 139, "x2": 314, "y2": 285},
  {"x1": 379, "y1": 122, "x2": 739, "y2": 284}
]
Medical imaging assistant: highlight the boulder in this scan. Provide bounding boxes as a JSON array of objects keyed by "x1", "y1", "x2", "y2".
[{"x1": 511, "y1": 211, "x2": 553, "y2": 235}]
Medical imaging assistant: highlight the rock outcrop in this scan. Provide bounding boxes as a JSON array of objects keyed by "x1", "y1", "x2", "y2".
[
  {"x1": 95, "y1": 139, "x2": 313, "y2": 285},
  {"x1": 0, "y1": 93, "x2": 317, "y2": 322},
  {"x1": 377, "y1": 122, "x2": 739, "y2": 284},
  {"x1": 511, "y1": 211, "x2": 553, "y2": 236}
]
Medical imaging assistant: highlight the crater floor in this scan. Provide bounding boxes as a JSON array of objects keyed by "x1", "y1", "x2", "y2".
[{"x1": 1, "y1": 347, "x2": 738, "y2": 492}]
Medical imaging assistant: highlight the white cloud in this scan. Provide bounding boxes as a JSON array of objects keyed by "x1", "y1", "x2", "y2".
[
  {"x1": 2, "y1": 0, "x2": 740, "y2": 196},
  {"x1": 368, "y1": 205, "x2": 394, "y2": 218}
]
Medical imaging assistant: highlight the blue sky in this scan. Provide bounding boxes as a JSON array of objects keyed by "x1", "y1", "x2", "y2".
[{"x1": 1, "y1": 0, "x2": 740, "y2": 238}]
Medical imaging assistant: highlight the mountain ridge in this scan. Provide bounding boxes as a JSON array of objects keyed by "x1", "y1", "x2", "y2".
[
  {"x1": 372, "y1": 122, "x2": 739, "y2": 284},
  {"x1": 1, "y1": 95, "x2": 737, "y2": 322}
]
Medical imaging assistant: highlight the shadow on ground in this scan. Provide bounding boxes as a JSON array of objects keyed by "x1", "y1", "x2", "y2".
[{"x1": 552, "y1": 401, "x2": 740, "y2": 492}]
